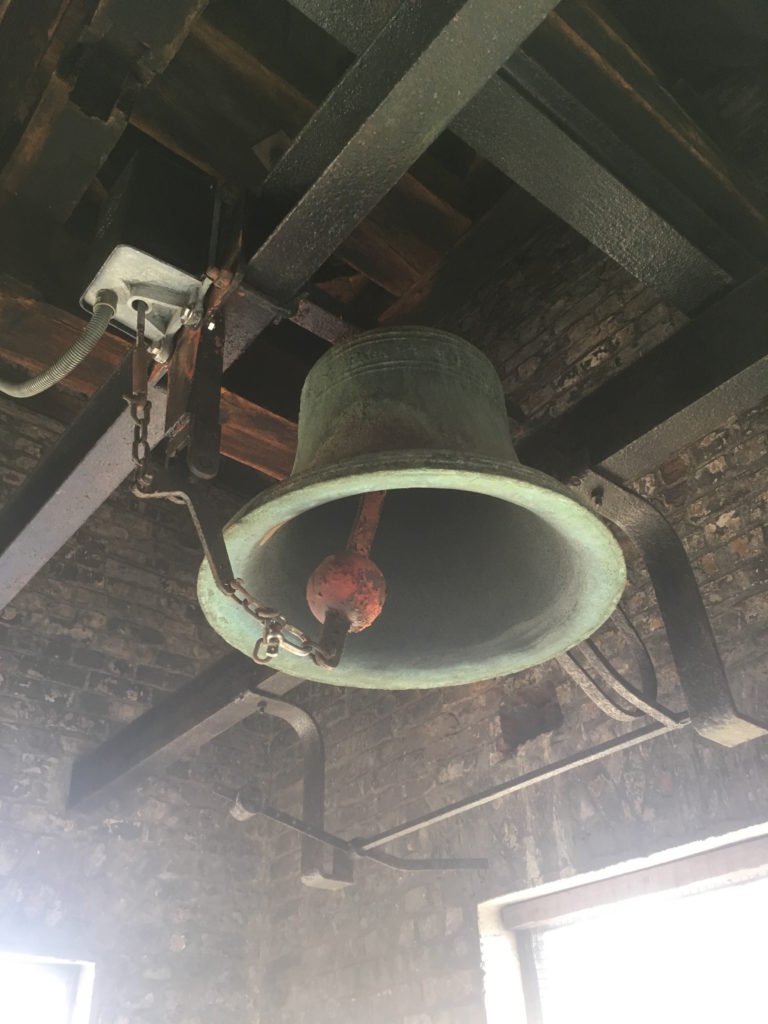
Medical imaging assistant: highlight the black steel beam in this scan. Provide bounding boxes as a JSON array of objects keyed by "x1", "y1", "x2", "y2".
[
  {"x1": 68, "y1": 652, "x2": 300, "y2": 810},
  {"x1": 453, "y1": 75, "x2": 729, "y2": 314},
  {"x1": 511, "y1": 1, "x2": 768, "y2": 272},
  {"x1": 500, "y1": 52, "x2": 760, "y2": 284},
  {"x1": 0, "y1": 356, "x2": 167, "y2": 611},
  {"x1": 517, "y1": 270, "x2": 768, "y2": 481},
  {"x1": 286, "y1": 0, "x2": 768, "y2": 314},
  {"x1": 247, "y1": 0, "x2": 556, "y2": 298},
  {"x1": 223, "y1": 0, "x2": 561, "y2": 365}
]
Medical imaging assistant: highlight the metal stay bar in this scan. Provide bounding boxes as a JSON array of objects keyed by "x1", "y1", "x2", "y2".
[{"x1": 355, "y1": 720, "x2": 686, "y2": 855}]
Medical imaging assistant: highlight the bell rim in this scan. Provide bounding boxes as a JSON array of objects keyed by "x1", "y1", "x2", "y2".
[{"x1": 198, "y1": 450, "x2": 627, "y2": 689}]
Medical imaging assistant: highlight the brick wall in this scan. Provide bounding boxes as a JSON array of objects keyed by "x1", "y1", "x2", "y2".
[
  {"x1": 0, "y1": 399, "x2": 268, "y2": 1024},
  {"x1": 442, "y1": 221, "x2": 687, "y2": 430},
  {"x1": 255, "y1": 230, "x2": 768, "y2": 1024}
]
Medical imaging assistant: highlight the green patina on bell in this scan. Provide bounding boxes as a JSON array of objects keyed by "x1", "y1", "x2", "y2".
[{"x1": 198, "y1": 327, "x2": 626, "y2": 689}]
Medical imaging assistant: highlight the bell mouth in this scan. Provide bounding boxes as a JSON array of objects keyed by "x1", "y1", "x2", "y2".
[{"x1": 198, "y1": 452, "x2": 626, "y2": 689}]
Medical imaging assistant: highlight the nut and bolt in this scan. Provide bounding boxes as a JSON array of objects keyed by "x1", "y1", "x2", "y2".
[{"x1": 180, "y1": 306, "x2": 203, "y2": 327}]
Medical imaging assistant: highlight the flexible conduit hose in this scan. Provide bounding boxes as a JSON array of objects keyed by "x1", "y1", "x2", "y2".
[{"x1": 0, "y1": 288, "x2": 118, "y2": 398}]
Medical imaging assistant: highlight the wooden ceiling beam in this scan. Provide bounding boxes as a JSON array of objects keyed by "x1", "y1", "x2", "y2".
[
  {"x1": 0, "y1": 0, "x2": 212, "y2": 223},
  {"x1": 0, "y1": 279, "x2": 297, "y2": 480}
]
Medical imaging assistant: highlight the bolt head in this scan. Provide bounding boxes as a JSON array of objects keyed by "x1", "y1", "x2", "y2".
[{"x1": 180, "y1": 307, "x2": 202, "y2": 327}]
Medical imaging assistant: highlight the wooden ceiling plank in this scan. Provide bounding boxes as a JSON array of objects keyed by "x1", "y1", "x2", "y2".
[{"x1": 0, "y1": 0, "x2": 211, "y2": 222}]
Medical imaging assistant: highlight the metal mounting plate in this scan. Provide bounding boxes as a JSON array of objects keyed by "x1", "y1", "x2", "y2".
[{"x1": 80, "y1": 245, "x2": 209, "y2": 351}]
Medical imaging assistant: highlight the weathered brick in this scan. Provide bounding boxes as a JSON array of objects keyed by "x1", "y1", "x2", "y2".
[{"x1": 0, "y1": 398, "x2": 266, "y2": 1024}]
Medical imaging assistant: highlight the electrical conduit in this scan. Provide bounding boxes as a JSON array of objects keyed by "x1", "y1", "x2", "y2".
[{"x1": 0, "y1": 289, "x2": 118, "y2": 398}]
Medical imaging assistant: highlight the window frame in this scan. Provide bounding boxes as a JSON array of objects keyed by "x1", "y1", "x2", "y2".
[
  {"x1": 0, "y1": 951, "x2": 95, "y2": 1024},
  {"x1": 480, "y1": 826, "x2": 768, "y2": 1024}
]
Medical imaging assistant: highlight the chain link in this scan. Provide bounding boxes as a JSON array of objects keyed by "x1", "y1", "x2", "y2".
[
  {"x1": 125, "y1": 301, "x2": 153, "y2": 490},
  {"x1": 227, "y1": 579, "x2": 333, "y2": 667},
  {"x1": 124, "y1": 306, "x2": 333, "y2": 669}
]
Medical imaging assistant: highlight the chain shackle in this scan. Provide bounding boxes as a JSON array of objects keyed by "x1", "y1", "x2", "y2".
[{"x1": 228, "y1": 579, "x2": 332, "y2": 667}]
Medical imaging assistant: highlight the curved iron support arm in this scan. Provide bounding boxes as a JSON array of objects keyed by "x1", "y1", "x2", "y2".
[
  {"x1": 570, "y1": 469, "x2": 766, "y2": 747},
  {"x1": 237, "y1": 691, "x2": 354, "y2": 890},
  {"x1": 232, "y1": 692, "x2": 488, "y2": 882}
]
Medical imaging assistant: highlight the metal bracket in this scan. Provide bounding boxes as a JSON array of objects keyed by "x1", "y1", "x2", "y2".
[
  {"x1": 229, "y1": 691, "x2": 487, "y2": 887},
  {"x1": 569, "y1": 469, "x2": 767, "y2": 747},
  {"x1": 80, "y1": 245, "x2": 209, "y2": 362},
  {"x1": 233, "y1": 691, "x2": 354, "y2": 890},
  {"x1": 558, "y1": 607, "x2": 681, "y2": 728}
]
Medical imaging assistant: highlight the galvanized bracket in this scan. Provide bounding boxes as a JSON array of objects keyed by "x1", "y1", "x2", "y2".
[{"x1": 569, "y1": 469, "x2": 767, "y2": 747}]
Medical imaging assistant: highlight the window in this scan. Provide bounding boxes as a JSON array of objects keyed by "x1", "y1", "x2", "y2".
[
  {"x1": 481, "y1": 828, "x2": 768, "y2": 1024},
  {"x1": 0, "y1": 953, "x2": 95, "y2": 1024}
]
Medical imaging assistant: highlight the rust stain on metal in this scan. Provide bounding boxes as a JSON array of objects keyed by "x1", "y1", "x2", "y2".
[
  {"x1": 346, "y1": 490, "x2": 386, "y2": 557},
  {"x1": 306, "y1": 550, "x2": 387, "y2": 633},
  {"x1": 306, "y1": 491, "x2": 388, "y2": 632}
]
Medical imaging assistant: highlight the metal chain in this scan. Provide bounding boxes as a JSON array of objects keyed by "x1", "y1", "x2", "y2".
[
  {"x1": 125, "y1": 301, "x2": 153, "y2": 490},
  {"x1": 227, "y1": 579, "x2": 334, "y2": 667},
  {"x1": 124, "y1": 306, "x2": 334, "y2": 669}
]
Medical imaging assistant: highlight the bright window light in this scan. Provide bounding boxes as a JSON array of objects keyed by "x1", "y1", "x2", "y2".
[
  {"x1": 0, "y1": 953, "x2": 94, "y2": 1024},
  {"x1": 532, "y1": 875, "x2": 768, "y2": 1024}
]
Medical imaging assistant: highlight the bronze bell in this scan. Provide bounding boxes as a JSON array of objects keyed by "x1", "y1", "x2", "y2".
[{"x1": 198, "y1": 328, "x2": 626, "y2": 689}]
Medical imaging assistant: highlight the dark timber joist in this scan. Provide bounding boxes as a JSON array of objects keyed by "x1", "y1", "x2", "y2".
[
  {"x1": 0, "y1": 0, "x2": 210, "y2": 222},
  {"x1": 381, "y1": 185, "x2": 554, "y2": 325},
  {"x1": 287, "y1": 0, "x2": 768, "y2": 313}
]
